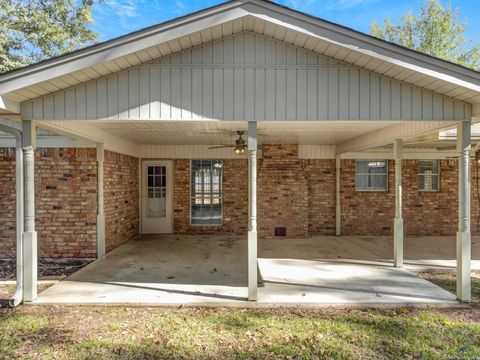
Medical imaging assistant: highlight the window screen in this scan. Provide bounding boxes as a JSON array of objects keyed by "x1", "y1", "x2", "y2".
[
  {"x1": 191, "y1": 160, "x2": 222, "y2": 226},
  {"x1": 419, "y1": 160, "x2": 440, "y2": 192},
  {"x1": 355, "y1": 160, "x2": 388, "y2": 191}
]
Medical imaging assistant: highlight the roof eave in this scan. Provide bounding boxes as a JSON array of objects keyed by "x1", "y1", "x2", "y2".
[{"x1": 0, "y1": 0, "x2": 247, "y2": 93}]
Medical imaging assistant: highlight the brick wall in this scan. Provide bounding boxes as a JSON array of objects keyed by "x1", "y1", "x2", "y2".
[
  {"x1": 0, "y1": 148, "x2": 16, "y2": 257},
  {"x1": 174, "y1": 159, "x2": 248, "y2": 234},
  {"x1": 0, "y1": 148, "x2": 98, "y2": 259},
  {"x1": 301, "y1": 159, "x2": 336, "y2": 235},
  {"x1": 340, "y1": 159, "x2": 395, "y2": 235},
  {"x1": 403, "y1": 159, "x2": 458, "y2": 236},
  {"x1": 104, "y1": 151, "x2": 139, "y2": 252},
  {"x1": 36, "y1": 148, "x2": 98, "y2": 258},
  {"x1": 471, "y1": 161, "x2": 480, "y2": 235},
  {"x1": 258, "y1": 144, "x2": 309, "y2": 238},
  {"x1": 340, "y1": 159, "x2": 480, "y2": 236},
  {"x1": 3, "y1": 144, "x2": 480, "y2": 258}
]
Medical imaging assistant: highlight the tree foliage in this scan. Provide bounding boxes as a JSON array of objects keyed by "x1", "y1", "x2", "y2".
[
  {"x1": 0, "y1": 0, "x2": 97, "y2": 73},
  {"x1": 370, "y1": 0, "x2": 480, "y2": 71}
]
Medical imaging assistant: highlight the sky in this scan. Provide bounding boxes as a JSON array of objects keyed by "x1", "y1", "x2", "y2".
[{"x1": 90, "y1": 0, "x2": 480, "y2": 48}]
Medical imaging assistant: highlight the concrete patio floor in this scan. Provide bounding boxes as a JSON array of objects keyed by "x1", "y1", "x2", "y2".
[{"x1": 34, "y1": 234, "x2": 479, "y2": 307}]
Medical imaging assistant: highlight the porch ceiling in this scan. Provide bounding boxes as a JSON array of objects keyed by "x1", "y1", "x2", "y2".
[{"x1": 89, "y1": 120, "x2": 404, "y2": 145}]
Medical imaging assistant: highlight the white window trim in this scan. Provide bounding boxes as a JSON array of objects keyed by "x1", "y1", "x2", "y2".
[
  {"x1": 189, "y1": 159, "x2": 223, "y2": 227},
  {"x1": 355, "y1": 159, "x2": 389, "y2": 192},
  {"x1": 418, "y1": 160, "x2": 441, "y2": 192}
]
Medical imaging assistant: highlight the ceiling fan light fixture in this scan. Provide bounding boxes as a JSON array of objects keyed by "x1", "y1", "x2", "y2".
[{"x1": 234, "y1": 146, "x2": 244, "y2": 154}]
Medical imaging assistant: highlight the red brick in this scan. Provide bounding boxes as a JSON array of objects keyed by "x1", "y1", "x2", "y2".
[{"x1": 104, "y1": 151, "x2": 139, "y2": 252}]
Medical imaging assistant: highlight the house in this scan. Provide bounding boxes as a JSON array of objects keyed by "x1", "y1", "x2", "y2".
[{"x1": 0, "y1": 0, "x2": 479, "y2": 305}]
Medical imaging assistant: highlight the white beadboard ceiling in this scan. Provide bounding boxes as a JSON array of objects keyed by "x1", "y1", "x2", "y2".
[
  {"x1": 90, "y1": 120, "x2": 405, "y2": 145},
  {"x1": 1, "y1": 0, "x2": 479, "y2": 108}
]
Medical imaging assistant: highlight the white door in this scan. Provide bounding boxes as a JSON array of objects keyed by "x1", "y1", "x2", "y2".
[{"x1": 141, "y1": 161, "x2": 173, "y2": 234}]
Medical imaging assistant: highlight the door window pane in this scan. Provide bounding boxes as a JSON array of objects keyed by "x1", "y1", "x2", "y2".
[
  {"x1": 191, "y1": 160, "x2": 222, "y2": 225},
  {"x1": 147, "y1": 165, "x2": 167, "y2": 217}
]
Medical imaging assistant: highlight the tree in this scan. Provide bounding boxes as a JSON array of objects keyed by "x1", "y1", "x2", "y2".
[
  {"x1": 370, "y1": 0, "x2": 480, "y2": 71},
  {"x1": 0, "y1": 0, "x2": 97, "y2": 73}
]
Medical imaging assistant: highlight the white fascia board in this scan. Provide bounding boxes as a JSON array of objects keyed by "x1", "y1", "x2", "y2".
[
  {"x1": 0, "y1": 2, "x2": 248, "y2": 94},
  {"x1": 246, "y1": 1, "x2": 480, "y2": 92},
  {"x1": 0, "y1": 135, "x2": 94, "y2": 148},
  {"x1": 336, "y1": 121, "x2": 457, "y2": 154}
]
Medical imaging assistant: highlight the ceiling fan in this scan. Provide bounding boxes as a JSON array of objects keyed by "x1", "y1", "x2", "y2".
[{"x1": 208, "y1": 131, "x2": 247, "y2": 154}]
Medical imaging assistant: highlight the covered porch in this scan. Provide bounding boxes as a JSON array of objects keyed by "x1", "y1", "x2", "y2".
[
  {"x1": 34, "y1": 234, "x2": 475, "y2": 306},
  {"x1": 1, "y1": 0, "x2": 480, "y2": 306},
  {"x1": 0, "y1": 117, "x2": 478, "y2": 306}
]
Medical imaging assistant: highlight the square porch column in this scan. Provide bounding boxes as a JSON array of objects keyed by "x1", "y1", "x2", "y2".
[
  {"x1": 248, "y1": 121, "x2": 258, "y2": 301},
  {"x1": 96, "y1": 143, "x2": 106, "y2": 258},
  {"x1": 393, "y1": 139, "x2": 403, "y2": 268},
  {"x1": 457, "y1": 120, "x2": 471, "y2": 302},
  {"x1": 22, "y1": 120, "x2": 37, "y2": 302},
  {"x1": 335, "y1": 155, "x2": 341, "y2": 236}
]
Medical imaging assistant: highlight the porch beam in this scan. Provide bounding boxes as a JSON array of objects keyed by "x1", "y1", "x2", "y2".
[
  {"x1": 340, "y1": 150, "x2": 461, "y2": 160},
  {"x1": 96, "y1": 143, "x2": 106, "y2": 258},
  {"x1": 457, "y1": 120, "x2": 471, "y2": 302},
  {"x1": 335, "y1": 155, "x2": 341, "y2": 236},
  {"x1": 336, "y1": 121, "x2": 456, "y2": 154},
  {"x1": 393, "y1": 139, "x2": 403, "y2": 268},
  {"x1": 22, "y1": 120, "x2": 37, "y2": 302},
  {"x1": 37, "y1": 121, "x2": 139, "y2": 158},
  {"x1": 248, "y1": 121, "x2": 258, "y2": 301}
]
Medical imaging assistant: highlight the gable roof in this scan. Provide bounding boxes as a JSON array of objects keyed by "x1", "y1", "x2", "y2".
[{"x1": 1, "y1": 0, "x2": 480, "y2": 111}]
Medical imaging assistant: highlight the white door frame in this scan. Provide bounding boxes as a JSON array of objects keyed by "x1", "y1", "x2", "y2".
[{"x1": 141, "y1": 160, "x2": 173, "y2": 234}]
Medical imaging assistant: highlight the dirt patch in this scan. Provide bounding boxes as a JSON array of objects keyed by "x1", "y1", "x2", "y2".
[{"x1": 0, "y1": 258, "x2": 93, "y2": 280}]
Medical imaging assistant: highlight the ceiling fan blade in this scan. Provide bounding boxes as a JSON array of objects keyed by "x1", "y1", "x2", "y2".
[{"x1": 208, "y1": 145, "x2": 235, "y2": 149}]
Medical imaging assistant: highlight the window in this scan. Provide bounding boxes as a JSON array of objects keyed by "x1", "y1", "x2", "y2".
[
  {"x1": 191, "y1": 160, "x2": 223, "y2": 226},
  {"x1": 355, "y1": 160, "x2": 388, "y2": 191},
  {"x1": 147, "y1": 165, "x2": 166, "y2": 218},
  {"x1": 419, "y1": 160, "x2": 440, "y2": 192}
]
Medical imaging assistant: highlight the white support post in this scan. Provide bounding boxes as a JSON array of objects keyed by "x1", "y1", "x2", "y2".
[
  {"x1": 14, "y1": 142, "x2": 24, "y2": 305},
  {"x1": 457, "y1": 120, "x2": 471, "y2": 302},
  {"x1": 0, "y1": 122, "x2": 24, "y2": 307},
  {"x1": 248, "y1": 121, "x2": 258, "y2": 301},
  {"x1": 96, "y1": 143, "x2": 105, "y2": 258},
  {"x1": 22, "y1": 120, "x2": 37, "y2": 302},
  {"x1": 393, "y1": 139, "x2": 404, "y2": 268},
  {"x1": 335, "y1": 155, "x2": 341, "y2": 236}
]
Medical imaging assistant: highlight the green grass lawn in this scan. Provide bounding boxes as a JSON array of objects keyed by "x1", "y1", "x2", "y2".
[{"x1": 0, "y1": 271, "x2": 478, "y2": 359}]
